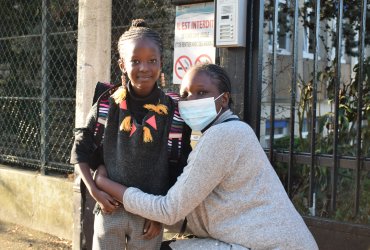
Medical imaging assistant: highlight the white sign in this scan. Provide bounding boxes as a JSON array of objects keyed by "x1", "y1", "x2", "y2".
[{"x1": 173, "y1": 3, "x2": 215, "y2": 84}]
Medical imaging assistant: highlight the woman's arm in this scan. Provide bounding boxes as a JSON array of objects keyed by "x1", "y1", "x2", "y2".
[
  {"x1": 100, "y1": 125, "x2": 237, "y2": 225},
  {"x1": 94, "y1": 170, "x2": 127, "y2": 203}
]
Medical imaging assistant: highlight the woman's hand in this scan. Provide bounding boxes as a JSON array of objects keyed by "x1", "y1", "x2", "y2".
[
  {"x1": 143, "y1": 219, "x2": 162, "y2": 240},
  {"x1": 91, "y1": 187, "x2": 120, "y2": 214}
]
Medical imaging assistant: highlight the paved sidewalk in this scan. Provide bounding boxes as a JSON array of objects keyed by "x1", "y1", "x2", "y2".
[{"x1": 0, "y1": 220, "x2": 71, "y2": 250}]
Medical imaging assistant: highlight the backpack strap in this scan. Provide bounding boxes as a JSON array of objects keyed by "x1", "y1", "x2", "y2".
[
  {"x1": 93, "y1": 82, "x2": 119, "y2": 146},
  {"x1": 166, "y1": 92, "x2": 185, "y2": 164}
]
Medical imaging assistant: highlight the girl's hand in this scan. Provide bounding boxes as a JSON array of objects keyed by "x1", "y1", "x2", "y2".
[
  {"x1": 91, "y1": 187, "x2": 120, "y2": 214},
  {"x1": 143, "y1": 219, "x2": 162, "y2": 240}
]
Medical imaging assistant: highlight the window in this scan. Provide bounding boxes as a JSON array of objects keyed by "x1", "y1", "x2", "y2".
[
  {"x1": 303, "y1": 2, "x2": 315, "y2": 59},
  {"x1": 265, "y1": 119, "x2": 289, "y2": 138},
  {"x1": 268, "y1": 0, "x2": 291, "y2": 55}
]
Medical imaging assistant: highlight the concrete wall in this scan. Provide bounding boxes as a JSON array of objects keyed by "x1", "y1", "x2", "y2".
[{"x1": 0, "y1": 165, "x2": 73, "y2": 240}]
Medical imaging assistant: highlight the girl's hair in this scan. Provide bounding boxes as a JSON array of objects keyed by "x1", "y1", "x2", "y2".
[
  {"x1": 191, "y1": 63, "x2": 233, "y2": 106},
  {"x1": 117, "y1": 19, "x2": 163, "y2": 57}
]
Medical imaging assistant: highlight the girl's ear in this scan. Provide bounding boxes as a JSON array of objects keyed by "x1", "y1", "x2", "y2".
[{"x1": 118, "y1": 58, "x2": 126, "y2": 74}]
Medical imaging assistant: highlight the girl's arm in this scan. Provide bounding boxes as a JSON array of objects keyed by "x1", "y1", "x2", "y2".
[
  {"x1": 76, "y1": 163, "x2": 119, "y2": 213},
  {"x1": 71, "y1": 104, "x2": 118, "y2": 213}
]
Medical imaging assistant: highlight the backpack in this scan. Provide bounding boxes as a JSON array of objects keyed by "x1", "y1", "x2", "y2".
[{"x1": 91, "y1": 81, "x2": 187, "y2": 170}]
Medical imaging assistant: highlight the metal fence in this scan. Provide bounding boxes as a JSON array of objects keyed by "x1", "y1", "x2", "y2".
[
  {"x1": 0, "y1": 0, "x2": 178, "y2": 174},
  {"x1": 263, "y1": 0, "x2": 370, "y2": 226},
  {"x1": 0, "y1": 0, "x2": 78, "y2": 174}
]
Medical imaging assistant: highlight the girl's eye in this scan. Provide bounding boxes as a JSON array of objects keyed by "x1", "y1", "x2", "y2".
[
  {"x1": 198, "y1": 91, "x2": 206, "y2": 96},
  {"x1": 149, "y1": 59, "x2": 157, "y2": 64},
  {"x1": 132, "y1": 60, "x2": 140, "y2": 64}
]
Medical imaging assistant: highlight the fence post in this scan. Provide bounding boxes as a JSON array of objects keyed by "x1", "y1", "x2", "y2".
[
  {"x1": 41, "y1": 0, "x2": 50, "y2": 175},
  {"x1": 73, "y1": 0, "x2": 112, "y2": 249},
  {"x1": 75, "y1": 0, "x2": 112, "y2": 127}
]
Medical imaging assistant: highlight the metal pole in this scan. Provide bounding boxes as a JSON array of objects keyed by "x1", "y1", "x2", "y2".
[
  {"x1": 269, "y1": 0, "x2": 278, "y2": 163},
  {"x1": 288, "y1": 0, "x2": 299, "y2": 198},
  {"x1": 309, "y1": 0, "x2": 321, "y2": 210},
  {"x1": 244, "y1": 0, "x2": 264, "y2": 138},
  {"x1": 331, "y1": 0, "x2": 344, "y2": 212},
  {"x1": 355, "y1": 0, "x2": 367, "y2": 216},
  {"x1": 41, "y1": 0, "x2": 50, "y2": 175}
]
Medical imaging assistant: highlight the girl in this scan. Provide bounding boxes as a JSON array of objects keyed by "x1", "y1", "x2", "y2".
[
  {"x1": 94, "y1": 63, "x2": 318, "y2": 250},
  {"x1": 70, "y1": 19, "x2": 191, "y2": 250}
]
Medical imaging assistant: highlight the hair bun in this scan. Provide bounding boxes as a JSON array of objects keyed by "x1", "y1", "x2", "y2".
[{"x1": 131, "y1": 19, "x2": 147, "y2": 28}]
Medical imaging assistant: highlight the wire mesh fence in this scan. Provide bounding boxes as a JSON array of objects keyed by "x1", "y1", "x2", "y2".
[
  {"x1": 0, "y1": 0, "x2": 78, "y2": 173},
  {"x1": 0, "y1": 0, "x2": 178, "y2": 174}
]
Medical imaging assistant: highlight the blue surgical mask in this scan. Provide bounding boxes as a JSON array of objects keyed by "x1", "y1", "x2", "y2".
[{"x1": 178, "y1": 93, "x2": 224, "y2": 131}]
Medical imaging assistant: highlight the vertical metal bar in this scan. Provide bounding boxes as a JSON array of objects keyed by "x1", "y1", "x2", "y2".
[
  {"x1": 331, "y1": 0, "x2": 343, "y2": 212},
  {"x1": 244, "y1": 0, "x2": 253, "y2": 123},
  {"x1": 355, "y1": 0, "x2": 367, "y2": 216},
  {"x1": 309, "y1": 0, "x2": 321, "y2": 209},
  {"x1": 288, "y1": 0, "x2": 299, "y2": 197},
  {"x1": 214, "y1": 0, "x2": 220, "y2": 68},
  {"x1": 253, "y1": 0, "x2": 264, "y2": 139},
  {"x1": 269, "y1": 0, "x2": 278, "y2": 162},
  {"x1": 244, "y1": 0, "x2": 264, "y2": 138},
  {"x1": 41, "y1": 0, "x2": 49, "y2": 175}
]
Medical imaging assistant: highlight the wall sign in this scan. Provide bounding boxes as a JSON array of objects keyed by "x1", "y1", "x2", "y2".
[{"x1": 173, "y1": 2, "x2": 215, "y2": 84}]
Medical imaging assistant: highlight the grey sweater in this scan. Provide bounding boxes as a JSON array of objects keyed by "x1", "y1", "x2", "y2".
[{"x1": 123, "y1": 110, "x2": 318, "y2": 250}]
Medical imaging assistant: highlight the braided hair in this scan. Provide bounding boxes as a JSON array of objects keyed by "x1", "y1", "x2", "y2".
[
  {"x1": 117, "y1": 19, "x2": 163, "y2": 58},
  {"x1": 191, "y1": 63, "x2": 233, "y2": 106}
]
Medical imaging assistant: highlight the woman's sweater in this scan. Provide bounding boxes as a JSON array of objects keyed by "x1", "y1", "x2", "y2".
[{"x1": 123, "y1": 110, "x2": 318, "y2": 250}]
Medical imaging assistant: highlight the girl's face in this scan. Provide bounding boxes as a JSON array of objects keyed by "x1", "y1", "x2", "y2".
[
  {"x1": 119, "y1": 38, "x2": 161, "y2": 97},
  {"x1": 180, "y1": 70, "x2": 229, "y2": 112}
]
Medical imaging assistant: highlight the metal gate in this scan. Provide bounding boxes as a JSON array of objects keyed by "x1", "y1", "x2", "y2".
[{"x1": 258, "y1": 0, "x2": 370, "y2": 248}]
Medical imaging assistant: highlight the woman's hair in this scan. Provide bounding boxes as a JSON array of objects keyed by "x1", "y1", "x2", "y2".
[
  {"x1": 191, "y1": 63, "x2": 233, "y2": 106},
  {"x1": 117, "y1": 19, "x2": 163, "y2": 58}
]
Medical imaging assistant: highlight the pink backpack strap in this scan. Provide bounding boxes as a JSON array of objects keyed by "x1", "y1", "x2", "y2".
[{"x1": 166, "y1": 92, "x2": 185, "y2": 164}]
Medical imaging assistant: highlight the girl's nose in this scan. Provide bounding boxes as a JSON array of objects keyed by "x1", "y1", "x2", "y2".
[{"x1": 139, "y1": 62, "x2": 148, "y2": 71}]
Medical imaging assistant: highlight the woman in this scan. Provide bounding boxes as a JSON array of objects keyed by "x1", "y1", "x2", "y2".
[{"x1": 94, "y1": 63, "x2": 318, "y2": 250}]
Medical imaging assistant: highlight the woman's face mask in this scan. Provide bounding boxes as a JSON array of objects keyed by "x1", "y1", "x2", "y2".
[{"x1": 178, "y1": 93, "x2": 224, "y2": 131}]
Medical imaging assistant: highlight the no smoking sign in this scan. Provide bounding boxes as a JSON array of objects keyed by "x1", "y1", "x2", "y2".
[
  {"x1": 175, "y1": 55, "x2": 192, "y2": 80},
  {"x1": 195, "y1": 54, "x2": 212, "y2": 64}
]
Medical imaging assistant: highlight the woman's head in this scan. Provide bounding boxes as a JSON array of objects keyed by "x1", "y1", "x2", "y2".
[
  {"x1": 178, "y1": 64, "x2": 232, "y2": 131},
  {"x1": 117, "y1": 19, "x2": 163, "y2": 97},
  {"x1": 180, "y1": 63, "x2": 232, "y2": 110}
]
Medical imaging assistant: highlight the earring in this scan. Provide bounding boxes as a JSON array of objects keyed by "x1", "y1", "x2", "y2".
[
  {"x1": 121, "y1": 74, "x2": 126, "y2": 87},
  {"x1": 160, "y1": 72, "x2": 165, "y2": 87}
]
